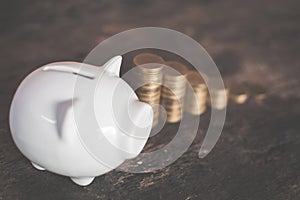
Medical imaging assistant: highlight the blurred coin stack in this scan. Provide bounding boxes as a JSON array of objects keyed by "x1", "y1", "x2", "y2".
[
  {"x1": 133, "y1": 53, "x2": 164, "y2": 127},
  {"x1": 161, "y1": 61, "x2": 188, "y2": 123},
  {"x1": 207, "y1": 78, "x2": 229, "y2": 110},
  {"x1": 243, "y1": 82, "x2": 267, "y2": 102},
  {"x1": 229, "y1": 83, "x2": 249, "y2": 104},
  {"x1": 185, "y1": 71, "x2": 208, "y2": 115},
  {"x1": 229, "y1": 82, "x2": 267, "y2": 105}
]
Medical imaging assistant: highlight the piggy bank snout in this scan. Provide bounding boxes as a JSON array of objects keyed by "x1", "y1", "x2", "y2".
[
  {"x1": 129, "y1": 101, "x2": 153, "y2": 129},
  {"x1": 109, "y1": 100, "x2": 153, "y2": 157}
]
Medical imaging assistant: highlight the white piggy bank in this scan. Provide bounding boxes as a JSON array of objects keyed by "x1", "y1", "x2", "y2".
[{"x1": 9, "y1": 56, "x2": 153, "y2": 186}]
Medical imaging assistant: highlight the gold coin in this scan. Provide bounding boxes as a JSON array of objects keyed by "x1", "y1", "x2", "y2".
[
  {"x1": 166, "y1": 113, "x2": 182, "y2": 123},
  {"x1": 186, "y1": 104, "x2": 206, "y2": 115},
  {"x1": 243, "y1": 82, "x2": 267, "y2": 101},
  {"x1": 138, "y1": 83, "x2": 161, "y2": 90},
  {"x1": 186, "y1": 71, "x2": 205, "y2": 86},
  {"x1": 160, "y1": 61, "x2": 188, "y2": 123},
  {"x1": 162, "y1": 81, "x2": 186, "y2": 90},
  {"x1": 138, "y1": 98, "x2": 160, "y2": 105},
  {"x1": 163, "y1": 61, "x2": 189, "y2": 78},
  {"x1": 138, "y1": 99, "x2": 160, "y2": 105},
  {"x1": 208, "y1": 88, "x2": 229, "y2": 110},
  {"x1": 136, "y1": 87, "x2": 161, "y2": 94},
  {"x1": 137, "y1": 90, "x2": 161, "y2": 97},
  {"x1": 161, "y1": 96, "x2": 182, "y2": 104},
  {"x1": 184, "y1": 71, "x2": 208, "y2": 115},
  {"x1": 163, "y1": 104, "x2": 183, "y2": 112},
  {"x1": 193, "y1": 85, "x2": 207, "y2": 93},
  {"x1": 161, "y1": 90, "x2": 186, "y2": 99},
  {"x1": 134, "y1": 53, "x2": 165, "y2": 66},
  {"x1": 133, "y1": 53, "x2": 165, "y2": 127},
  {"x1": 229, "y1": 84, "x2": 249, "y2": 104}
]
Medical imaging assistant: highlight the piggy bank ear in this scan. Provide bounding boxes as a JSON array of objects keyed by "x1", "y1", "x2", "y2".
[{"x1": 103, "y1": 56, "x2": 122, "y2": 77}]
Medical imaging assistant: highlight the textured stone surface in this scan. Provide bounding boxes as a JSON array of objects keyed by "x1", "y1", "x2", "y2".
[{"x1": 0, "y1": 0, "x2": 299, "y2": 199}]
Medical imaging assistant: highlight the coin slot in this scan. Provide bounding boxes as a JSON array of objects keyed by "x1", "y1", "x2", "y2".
[{"x1": 43, "y1": 65, "x2": 95, "y2": 79}]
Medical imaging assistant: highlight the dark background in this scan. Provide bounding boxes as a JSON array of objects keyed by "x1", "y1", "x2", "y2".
[{"x1": 0, "y1": 0, "x2": 299, "y2": 199}]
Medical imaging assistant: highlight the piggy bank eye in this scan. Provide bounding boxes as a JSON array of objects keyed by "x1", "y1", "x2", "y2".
[{"x1": 43, "y1": 64, "x2": 95, "y2": 79}]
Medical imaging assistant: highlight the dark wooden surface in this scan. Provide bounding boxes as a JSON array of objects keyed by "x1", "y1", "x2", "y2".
[{"x1": 0, "y1": 0, "x2": 300, "y2": 199}]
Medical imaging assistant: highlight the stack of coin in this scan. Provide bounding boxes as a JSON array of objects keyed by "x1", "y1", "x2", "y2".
[
  {"x1": 185, "y1": 71, "x2": 208, "y2": 115},
  {"x1": 207, "y1": 78, "x2": 229, "y2": 110},
  {"x1": 133, "y1": 53, "x2": 165, "y2": 127},
  {"x1": 161, "y1": 61, "x2": 189, "y2": 123}
]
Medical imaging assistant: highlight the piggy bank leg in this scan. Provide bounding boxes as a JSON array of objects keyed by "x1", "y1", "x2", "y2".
[
  {"x1": 71, "y1": 177, "x2": 95, "y2": 186},
  {"x1": 31, "y1": 162, "x2": 45, "y2": 171}
]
